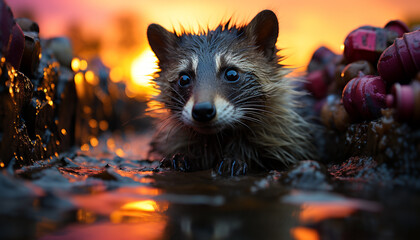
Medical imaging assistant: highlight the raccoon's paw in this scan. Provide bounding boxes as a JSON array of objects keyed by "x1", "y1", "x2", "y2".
[
  {"x1": 215, "y1": 157, "x2": 248, "y2": 176},
  {"x1": 159, "y1": 153, "x2": 194, "y2": 172}
]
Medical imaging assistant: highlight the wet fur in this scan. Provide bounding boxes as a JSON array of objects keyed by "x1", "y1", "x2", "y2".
[{"x1": 147, "y1": 10, "x2": 315, "y2": 174}]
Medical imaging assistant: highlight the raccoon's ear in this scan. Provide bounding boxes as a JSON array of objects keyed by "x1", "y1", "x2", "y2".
[
  {"x1": 147, "y1": 24, "x2": 178, "y2": 64},
  {"x1": 245, "y1": 10, "x2": 279, "y2": 59}
]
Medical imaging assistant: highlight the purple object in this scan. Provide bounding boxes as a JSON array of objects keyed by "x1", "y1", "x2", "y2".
[
  {"x1": 5, "y1": 23, "x2": 25, "y2": 70},
  {"x1": 384, "y1": 20, "x2": 410, "y2": 38},
  {"x1": 305, "y1": 70, "x2": 329, "y2": 99},
  {"x1": 342, "y1": 75, "x2": 387, "y2": 120},
  {"x1": 377, "y1": 30, "x2": 420, "y2": 85},
  {"x1": 386, "y1": 81, "x2": 420, "y2": 121},
  {"x1": 344, "y1": 27, "x2": 398, "y2": 64},
  {"x1": 307, "y1": 46, "x2": 338, "y2": 73},
  {"x1": 0, "y1": 0, "x2": 14, "y2": 54}
]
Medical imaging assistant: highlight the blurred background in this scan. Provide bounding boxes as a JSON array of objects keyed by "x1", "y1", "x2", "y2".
[{"x1": 7, "y1": 0, "x2": 420, "y2": 99}]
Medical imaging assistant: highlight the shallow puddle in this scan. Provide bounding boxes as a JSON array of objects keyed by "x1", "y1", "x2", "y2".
[{"x1": 1, "y1": 132, "x2": 419, "y2": 240}]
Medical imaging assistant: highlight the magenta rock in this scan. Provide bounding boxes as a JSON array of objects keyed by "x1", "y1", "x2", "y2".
[
  {"x1": 344, "y1": 27, "x2": 398, "y2": 64},
  {"x1": 5, "y1": 23, "x2": 25, "y2": 70},
  {"x1": 384, "y1": 20, "x2": 410, "y2": 38},
  {"x1": 342, "y1": 75, "x2": 387, "y2": 120},
  {"x1": 386, "y1": 81, "x2": 420, "y2": 121},
  {"x1": 377, "y1": 30, "x2": 420, "y2": 85},
  {"x1": 305, "y1": 70, "x2": 329, "y2": 99}
]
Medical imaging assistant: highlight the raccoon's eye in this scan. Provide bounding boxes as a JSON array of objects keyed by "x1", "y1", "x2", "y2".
[
  {"x1": 224, "y1": 68, "x2": 240, "y2": 82},
  {"x1": 178, "y1": 74, "x2": 191, "y2": 87}
]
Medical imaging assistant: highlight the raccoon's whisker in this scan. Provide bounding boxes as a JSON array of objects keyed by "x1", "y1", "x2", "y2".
[
  {"x1": 228, "y1": 89, "x2": 261, "y2": 103},
  {"x1": 240, "y1": 107, "x2": 273, "y2": 115},
  {"x1": 165, "y1": 116, "x2": 184, "y2": 143},
  {"x1": 165, "y1": 94, "x2": 185, "y2": 106},
  {"x1": 149, "y1": 104, "x2": 183, "y2": 112},
  {"x1": 232, "y1": 94, "x2": 264, "y2": 105},
  {"x1": 233, "y1": 119, "x2": 257, "y2": 137},
  {"x1": 168, "y1": 85, "x2": 186, "y2": 103},
  {"x1": 241, "y1": 103, "x2": 279, "y2": 112},
  {"x1": 164, "y1": 104, "x2": 184, "y2": 112},
  {"x1": 241, "y1": 115, "x2": 264, "y2": 125}
]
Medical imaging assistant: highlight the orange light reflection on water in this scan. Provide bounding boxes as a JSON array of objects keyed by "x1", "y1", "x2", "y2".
[
  {"x1": 299, "y1": 202, "x2": 356, "y2": 223},
  {"x1": 110, "y1": 199, "x2": 169, "y2": 224},
  {"x1": 290, "y1": 227, "x2": 320, "y2": 240}
]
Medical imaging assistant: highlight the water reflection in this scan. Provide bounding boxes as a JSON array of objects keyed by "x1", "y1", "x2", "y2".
[
  {"x1": 4, "y1": 134, "x2": 418, "y2": 240},
  {"x1": 290, "y1": 227, "x2": 320, "y2": 240}
]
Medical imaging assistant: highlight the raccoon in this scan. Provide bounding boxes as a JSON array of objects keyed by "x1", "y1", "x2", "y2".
[{"x1": 147, "y1": 10, "x2": 315, "y2": 175}]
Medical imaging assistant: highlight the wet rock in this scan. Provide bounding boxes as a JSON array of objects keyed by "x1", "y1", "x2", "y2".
[
  {"x1": 6, "y1": 23, "x2": 25, "y2": 70},
  {"x1": 321, "y1": 108, "x2": 420, "y2": 170},
  {"x1": 0, "y1": 0, "x2": 14, "y2": 55},
  {"x1": 321, "y1": 94, "x2": 350, "y2": 132},
  {"x1": 20, "y1": 31, "x2": 41, "y2": 77},
  {"x1": 339, "y1": 60, "x2": 376, "y2": 89},
  {"x1": 0, "y1": 62, "x2": 35, "y2": 166},
  {"x1": 90, "y1": 168, "x2": 118, "y2": 181},
  {"x1": 329, "y1": 156, "x2": 379, "y2": 180},
  {"x1": 44, "y1": 37, "x2": 73, "y2": 68},
  {"x1": 15, "y1": 18, "x2": 39, "y2": 33},
  {"x1": 0, "y1": 20, "x2": 78, "y2": 167},
  {"x1": 281, "y1": 160, "x2": 332, "y2": 191},
  {"x1": 307, "y1": 46, "x2": 338, "y2": 73}
]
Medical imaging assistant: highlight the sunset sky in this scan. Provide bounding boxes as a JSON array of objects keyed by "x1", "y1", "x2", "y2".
[{"x1": 6, "y1": 0, "x2": 420, "y2": 95}]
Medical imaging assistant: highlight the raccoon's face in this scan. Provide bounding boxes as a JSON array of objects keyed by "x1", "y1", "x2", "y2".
[{"x1": 147, "y1": 10, "x2": 279, "y2": 134}]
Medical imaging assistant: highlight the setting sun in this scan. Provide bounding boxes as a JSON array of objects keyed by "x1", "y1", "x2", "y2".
[{"x1": 130, "y1": 49, "x2": 159, "y2": 98}]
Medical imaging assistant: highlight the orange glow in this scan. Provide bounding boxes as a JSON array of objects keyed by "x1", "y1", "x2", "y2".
[
  {"x1": 85, "y1": 70, "x2": 98, "y2": 85},
  {"x1": 80, "y1": 59, "x2": 88, "y2": 71},
  {"x1": 81, "y1": 144, "x2": 90, "y2": 151},
  {"x1": 291, "y1": 227, "x2": 320, "y2": 240},
  {"x1": 89, "y1": 119, "x2": 98, "y2": 128},
  {"x1": 83, "y1": 106, "x2": 92, "y2": 114},
  {"x1": 116, "y1": 148, "x2": 125, "y2": 157},
  {"x1": 129, "y1": 49, "x2": 159, "y2": 98},
  {"x1": 77, "y1": 209, "x2": 97, "y2": 224},
  {"x1": 0, "y1": 162, "x2": 4, "y2": 168},
  {"x1": 110, "y1": 67, "x2": 123, "y2": 83},
  {"x1": 121, "y1": 200, "x2": 158, "y2": 212},
  {"x1": 110, "y1": 199, "x2": 168, "y2": 224},
  {"x1": 90, "y1": 137, "x2": 99, "y2": 147},
  {"x1": 74, "y1": 72, "x2": 84, "y2": 85},
  {"x1": 146, "y1": 100, "x2": 167, "y2": 118},
  {"x1": 61, "y1": 128, "x2": 67, "y2": 135},
  {"x1": 299, "y1": 203, "x2": 356, "y2": 223},
  {"x1": 99, "y1": 120, "x2": 109, "y2": 131},
  {"x1": 71, "y1": 58, "x2": 80, "y2": 72},
  {"x1": 107, "y1": 138, "x2": 116, "y2": 150}
]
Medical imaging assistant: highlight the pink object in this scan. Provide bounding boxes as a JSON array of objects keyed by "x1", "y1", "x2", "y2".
[
  {"x1": 344, "y1": 27, "x2": 397, "y2": 64},
  {"x1": 386, "y1": 81, "x2": 420, "y2": 121},
  {"x1": 305, "y1": 70, "x2": 329, "y2": 99},
  {"x1": 384, "y1": 20, "x2": 410, "y2": 38},
  {"x1": 342, "y1": 75, "x2": 387, "y2": 120},
  {"x1": 5, "y1": 23, "x2": 25, "y2": 70},
  {"x1": 377, "y1": 30, "x2": 420, "y2": 85}
]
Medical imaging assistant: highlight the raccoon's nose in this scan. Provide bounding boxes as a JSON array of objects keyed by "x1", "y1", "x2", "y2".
[{"x1": 192, "y1": 102, "x2": 216, "y2": 122}]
